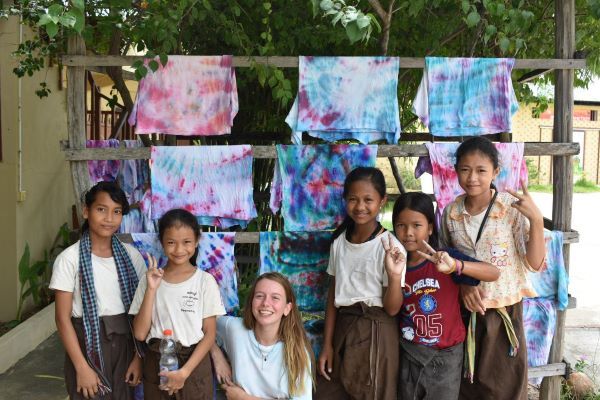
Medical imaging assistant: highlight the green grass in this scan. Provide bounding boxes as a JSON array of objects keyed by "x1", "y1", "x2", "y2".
[{"x1": 528, "y1": 179, "x2": 600, "y2": 193}]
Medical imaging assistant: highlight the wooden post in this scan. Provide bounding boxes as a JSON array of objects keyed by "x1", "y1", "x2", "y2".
[
  {"x1": 67, "y1": 35, "x2": 91, "y2": 222},
  {"x1": 540, "y1": 1, "x2": 575, "y2": 398}
]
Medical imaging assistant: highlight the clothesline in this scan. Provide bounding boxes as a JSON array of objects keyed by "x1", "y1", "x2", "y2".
[{"x1": 63, "y1": 142, "x2": 580, "y2": 161}]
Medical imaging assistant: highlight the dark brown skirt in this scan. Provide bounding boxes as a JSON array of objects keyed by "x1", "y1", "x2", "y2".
[
  {"x1": 143, "y1": 339, "x2": 213, "y2": 400},
  {"x1": 459, "y1": 301, "x2": 528, "y2": 400},
  {"x1": 315, "y1": 303, "x2": 399, "y2": 400},
  {"x1": 64, "y1": 314, "x2": 136, "y2": 400}
]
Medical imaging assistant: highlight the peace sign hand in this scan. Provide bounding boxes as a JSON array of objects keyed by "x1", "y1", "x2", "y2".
[
  {"x1": 145, "y1": 255, "x2": 164, "y2": 290},
  {"x1": 381, "y1": 234, "x2": 406, "y2": 278},
  {"x1": 507, "y1": 181, "x2": 543, "y2": 224},
  {"x1": 416, "y1": 240, "x2": 456, "y2": 274}
]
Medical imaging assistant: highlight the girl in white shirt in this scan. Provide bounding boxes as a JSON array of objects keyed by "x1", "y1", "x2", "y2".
[
  {"x1": 210, "y1": 272, "x2": 314, "y2": 400},
  {"x1": 50, "y1": 181, "x2": 146, "y2": 399},
  {"x1": 130, "y1": 209, "x2": 225, "y2": 399}
]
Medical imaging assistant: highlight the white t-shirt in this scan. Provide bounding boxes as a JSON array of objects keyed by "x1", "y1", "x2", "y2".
[
  {"x1": 217, "y1": 316, "x2": 312, "y2": 400},
  {"x1": 49, "y1": 241, "x2": 146, "y2": 318},
  {"x1": 129, "y1": 269, "x2": 225, "y2": 347},
  {"x1": 326, "y1": 231, "x2": 406, "y2": 307}
]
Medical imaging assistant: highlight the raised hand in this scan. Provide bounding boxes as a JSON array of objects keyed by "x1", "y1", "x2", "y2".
[
  {"x1": 146, "y1": 255, "x2": 164, "y2": 290},
  {"x1": 381, "y1": 234, "x2": 406, "y2": 278},
  {"x1": 507, "y1": 181, "x2": 543, "y2": 224},
  {"x1": 416, "y1": 240, "x2": 456, "y2": 274}
]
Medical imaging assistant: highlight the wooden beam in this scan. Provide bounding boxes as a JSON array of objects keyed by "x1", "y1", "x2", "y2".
[
  {"x1": 62, "y1": 142, "x2": 580, "y2": 161},
  {"x1": 66, "y1": 35, "x2": 90, "y2": 221},
  {"x1": 517, "y1": 68, "x2": 552, "y2": 83},
  {"x1": 529, "y1": 363, "x2": 567, "y2": 379},
  {"x1": 541, "y1": 1, "x2": 575, "y2": 398},
  {"x1": 60, "y1": 55, "x2": 586, "y2": 70}
]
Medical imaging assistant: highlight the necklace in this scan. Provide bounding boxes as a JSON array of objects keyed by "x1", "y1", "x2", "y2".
[{"x1": 251, "y1": 331, "x2": 276, "y2": 363}]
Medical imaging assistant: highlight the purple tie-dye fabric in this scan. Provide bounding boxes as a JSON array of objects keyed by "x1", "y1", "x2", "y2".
[
  {"x1": 528, "y1": 230, "x2": 569, "y2": 310},
  {"x1": 286, "y1": 56, "x2": 400, "y2": 144},
  {"x1": 415, "y1": 142, "x2": 528, "y2": 227},
  {"x1": 87, "y1": 139, "x2": 120, "y2": 183},
  {"x1": 129, "y1": 55, "x2": 238, "y2": 136},
  {"x1": 150, "y1": 145, "x2": 257, "y2": 228},
  {"x1": 259, "y1": 231, "x2": 332, "y2": 311},
  {"x1": 523, "y1": 296, "x2": 557, "y2": 384},
  {"x1": 130, "y1": 232, "x2": 238, "y2": 314},
  {"x1": 413, "y1": 57, "x2": 519, "y2": 136},
  {"x1": 270, "y1": 144, "x2": 377, "y2": 231}
]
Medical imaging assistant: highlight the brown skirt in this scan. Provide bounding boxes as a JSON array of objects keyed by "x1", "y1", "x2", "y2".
[
  {"x1": 459, "y1": 301, "x2": 528, "y2": 400},
  {"x1": 143, "y1": 339, "x2": 213, "y2": 400},
  {"x1": 315, "y1": 303, "x2": 399, "y2": 400},
  {"x1": 64, "y1": 314, "x2": 136, "y2": 400}
]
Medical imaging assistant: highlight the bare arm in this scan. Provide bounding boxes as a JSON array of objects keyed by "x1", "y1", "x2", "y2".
[
  {"x1": 525, "y1": 218, "x2": 546, "y2": 271},
  {"x1": 318, "y1": 279, "x2": 337, "y2": 380},
  {"x1": 132, "y1": 285, "x2": 156, "y2": 341},
  {"x1": 460, "y1": 260, "x2": 500, "y2": 282},
  {"x1": 382, "y1": 235, "x2": 406, "y2": 316}
]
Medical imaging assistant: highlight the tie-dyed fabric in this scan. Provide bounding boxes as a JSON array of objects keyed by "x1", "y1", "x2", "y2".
[
  {"x1": 259, "y1": 232, "x2": 332, "y2": 311},
  {"x1": 87, "y1": 140, "x2": 151, "y2": 233},
  {"x1": 413, "y1": 57, "x2": 518, "y2": 136},
  {"x1": 87, "y1": 139, "x2": 120, "y2": 183},
  {"x1": 150, "y1": 145, "x2": 257, "y2": 228},
  {"x1": 129, "y1": 55, "x2": 238, "y2": 136},
  {"x1": 304, "y1": 317, "x2": 325, "y2": 359},
  {"x1": 523, "y1": 296, "x2": 557, "y2": 384},
  {"x1": 270, "y1": 144, "x2": 377, "y2": 231},
  {"x1": 130, "y1": 232, "x2": 238, "y2": 314},
  {"x1": 286, "y1": 56, "x2": 400, "y2": 144},
  {"x1": 415, "y1": 142, "x2": 528, "y2": 227},
  {"x1": 528, "y1": 230, "x2": 569, "y2": 311}
]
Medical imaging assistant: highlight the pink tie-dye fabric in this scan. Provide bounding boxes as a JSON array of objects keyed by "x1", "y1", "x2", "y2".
[
  {"x1": 129, "y1": 55, "x2": 238, "y2": 136},
  {"x1": 415, "y1": 142, "x2": 528, "y2": 226}
]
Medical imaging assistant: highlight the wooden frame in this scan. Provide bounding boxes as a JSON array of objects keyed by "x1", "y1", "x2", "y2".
[{"x1": 63, "y1": 2, "x2": 580, "y2": 397}]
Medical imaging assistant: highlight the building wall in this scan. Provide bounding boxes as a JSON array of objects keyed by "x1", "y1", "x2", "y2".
[
  {"x1": 513, "y1": 104, "x2": 600, "y2": 185},
  {"x1": 0, "y1": 16, "x2": 73, "y2": 321}
]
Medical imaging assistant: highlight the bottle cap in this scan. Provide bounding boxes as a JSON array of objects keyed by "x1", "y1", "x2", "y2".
[{"x1": 163, "y1": 329, "x2": 173, "y2": 336}]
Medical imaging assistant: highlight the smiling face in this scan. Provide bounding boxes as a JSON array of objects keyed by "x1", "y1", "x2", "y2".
[
  {"x1": 251, "y1": 278, "x2": 292, "y2": 330},
  {"x1": 82, "y1": 191, "x2": 124, "y2": 240},
  {"x1": 394, "y1": 208, "x2": 433, "y2": 255},
  {"x1": 455, "y1": 151, "x2": 500, "y2": 198},
  {"x1": 344, "y1": 180, "x2": 387, "y2": 228},
  {"x1": 160, "y1": 224, "x2": 199, "y2": 268}
]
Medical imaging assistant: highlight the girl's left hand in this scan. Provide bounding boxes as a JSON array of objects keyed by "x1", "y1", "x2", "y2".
[
  {"x1": 159, "y1": 369, "x2": 189, "y2": 396},
  {"x1": 417, "y1": 240, "x2": 456, "y2": 274},
  {"x1": 381, "y1": 234, "x2": 406, "y2": 277},
  {"x1": 222, "y1": 382, "x2": 249, "y2": 400},
  {"x1": 124, "y1": 354, "x2": 142, "y2": 386},
  {"x1": 507, "y1": 181, "x2": 543, "y2": 224}
]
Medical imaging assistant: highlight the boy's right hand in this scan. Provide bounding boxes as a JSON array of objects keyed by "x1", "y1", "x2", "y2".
[
  {"x1": 146, "y1": 255, "x2": 164, "y2": 290},
  {"x1": 76, "y1": 364, "x2": 101, "y2": 399},
  {"x1": 460, "y1": 285, "x2": 486, "y2": 315},
  {"x1": 318, "y1": 343, "x2": 334, "y2": 381}
]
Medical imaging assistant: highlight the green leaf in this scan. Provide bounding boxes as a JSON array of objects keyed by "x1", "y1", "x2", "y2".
[
  {"x1": 132, "y1": 60, "x2": 143, "y2": 69},
  {"x1": 71, "y1": 8, "x2": 84, "y2": 33},
  {"x1": 48, "y1": 4, "x2": 63, "y2": 18},
  {"x1": 344, "y1": 21, "x2": 362, "y2": 44},
  {"x1": 72, "y1": 0, "x2": 85, "y2": 11},
  {"x1": 461, "y1": 0, "x2": 470, "y2": 14},
  {"x1": 59, "y1": 12, "x2": 77, "y2": 28},
  {"x1": 367, "y1": 13, "x2": 381, "y2": 33},
  {"x1": 408, "y1": 0, "x2": 425, "y2": 17},
  {"x1": 466, "y1": 11, "x2": 480, "y2": 28},
  {"x1": 499, "y1": 36, "x2": 510, "y2": 53},
  {"x1": 148, "y1": 59, "x2": 159, "y2": 72},
  {"x1": 311, "y1": 0, "x2": 320, "y2": 16},
  {"x1": 496, "y1": 3, "x2": 505, "y2": 16},
  {"x1": 356, "y1": 14, "x2": 370, "y2": 29},
  {"x1": 263, "y1": 2, "x2": 271, "y2": 11},
  {"x1": 18, "y1": 244, "x2": 31, "y2": 286},
  {"x1": 320, "y1": 0, "x2": 334, "y2": 11},
  {"x1": 202, "y1": 0, "x2": 213, "y2": 11},
  {"x1": 159, "y1": 53, "x2": 168, "y2": 67},
  {"x1": 37, "y1": 14, "x2": 52, "y2": 26},
  {"x1": 484, "y1": 24, "x2": 496, "y2": 43}
]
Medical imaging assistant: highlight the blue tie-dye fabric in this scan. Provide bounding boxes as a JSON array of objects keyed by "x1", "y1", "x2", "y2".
[
  {"x1": 523, "y1": 297, "x2": 557, "y2": 384},
  {"x1": 259, "y1": 231, "x2": 332, "y2": 312},
  {"x1": 130, "y1": 232, "x2": 239, "y2": 314},
  {"x1": 528, "y1": 230, "x2": 569, "y2": 310},
  {"x1": 270, "y1": 144, "x2": 377, "y2": 231},
  {"x1": 413, "y1": 57, "x2": 519, "y2": 136},
  {"x1": 286, "y1": 56, "x2": 400, "y2": 144}
]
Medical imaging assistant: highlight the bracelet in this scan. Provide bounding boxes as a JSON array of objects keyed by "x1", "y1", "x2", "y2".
[
  {"x1": 457, "y1": 259, "x2": 465, "y2": 275},
  {"x1": 447, "y1": 257, "x2": 457, "y2": 274}
]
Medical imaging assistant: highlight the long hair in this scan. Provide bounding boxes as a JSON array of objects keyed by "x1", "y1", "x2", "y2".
[
  {"x1": 332, "y1": 166, "x2": 387, "y2": 241},
  {"x1": 157, "y1": 209, "x2": 201, "y2": 266},
  {"x1": 242, "y1": 272, "x2": 315, "y2": 396},
  {"x1": 392, "y1": 192, "x2": 439, "y2": 249}
]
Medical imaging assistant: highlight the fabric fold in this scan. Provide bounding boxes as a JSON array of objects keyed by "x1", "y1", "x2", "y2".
[
  {"x1": 286, "y1": 56, "x2": 400, "y2": 144},
  {"x1": 129, "y1": 55, "x2": 238, "y2": 136},
  {"x1": 528, "y1": 230, "x2": 569, "y2": 310}
]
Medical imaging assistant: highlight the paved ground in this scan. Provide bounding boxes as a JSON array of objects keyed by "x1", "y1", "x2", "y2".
[{"x1": 1, "y1": 193, "x2": 598, "y2": 399}]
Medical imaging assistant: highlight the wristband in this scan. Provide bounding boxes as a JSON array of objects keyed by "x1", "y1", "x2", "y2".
[{"x1": 457, "y1": 259, "x2": 465, "y2": 275}]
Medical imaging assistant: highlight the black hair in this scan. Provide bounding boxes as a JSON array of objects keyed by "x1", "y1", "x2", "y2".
[
  {"x1": 391, "y1": 192, "x2": 439, "y2": 249},
  {"x1": 157, "y1": 209, "x2": 201, "y2": 266},
  {"x1": 81, "y1": 181, "x2": 130, "y2": 233},
  {"x1": 332, "y1": 167, "x2": 387, "y2": 241},
  {"x1": 455, "y1": 136, "x2": 499, "y2": 170}
]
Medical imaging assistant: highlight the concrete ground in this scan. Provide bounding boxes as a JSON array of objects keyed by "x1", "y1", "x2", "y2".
[{"x1": 1, "y1": 193, "x2": 598, "y2": 399}]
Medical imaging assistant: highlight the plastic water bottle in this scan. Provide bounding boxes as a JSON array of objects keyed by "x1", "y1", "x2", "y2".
[{"x1": 159, "y1": 329, "x2": 178, "y2": 389}]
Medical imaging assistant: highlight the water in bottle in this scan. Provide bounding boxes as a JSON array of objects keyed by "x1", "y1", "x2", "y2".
[{"x1": 159, "y1": 329, "x2": 178, "y2": 390}]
